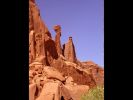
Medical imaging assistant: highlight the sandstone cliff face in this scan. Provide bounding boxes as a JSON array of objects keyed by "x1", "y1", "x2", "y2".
[
  {"x1": 29, "y1": 0, "x2": 104, "y2": 100},
  {"x1": 29, "y1": 0, "x2": 58, "y2": 65},
  {"x1": 29, "y1": 0, "x2": 51, "y2": 38}
]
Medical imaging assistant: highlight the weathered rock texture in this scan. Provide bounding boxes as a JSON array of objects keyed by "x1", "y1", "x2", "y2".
[
  {"x1": 29, "y1": 0, "x2": 58, "y2": 65},
  {"x1": 29, "y1": 0, "x2": 104, "y2": 100},
  {"x1": 63, "y1": 37, "x2": 77, "y2": 63},
  {"x1": 54, "y1": 25, "x2": 63, "y2": 55},
  {"x1": 29, "y1": 0, "x2": 51, "y2": 38},
  {"x1": 65, "y1": 85, "x2": 89, "y2": 100},
  {"x1": 51, "y1": 59, "x2": 97, "y2": 87}
]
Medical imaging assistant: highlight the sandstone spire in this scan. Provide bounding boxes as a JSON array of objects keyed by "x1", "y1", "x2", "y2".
[
  {"x1": 54, "y1": 25, "x2": 62, "y2": 55},
  {"x1": 63, "y1": 37, "x2": 77, "y2": 63}
]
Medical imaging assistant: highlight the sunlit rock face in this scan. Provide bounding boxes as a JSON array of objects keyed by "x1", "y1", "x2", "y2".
[
  {"x1": 63, "y1": 37, "x2": 77, "y2": 63},
  {"x1": 29, "y1": 0, "x2": 58, "y2": 66},
  {"x1": 54, "y1": 25, "x2": 63, "y2": 56},
  {"x1": 29, "y1": 0, "x2": 104, "y2": 100}
]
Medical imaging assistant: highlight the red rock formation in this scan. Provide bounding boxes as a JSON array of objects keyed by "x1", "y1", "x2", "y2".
[
  {"x1": 51, "y1": 59, "x2": 96, "y2": 87},
  {"x1": 65, "y1": 85, "x2": 89, "y2": 100},
  {"x1": 63, "y1": 37, "x2": 77, "y2": 63},
  {"x1": 29, "y1": 0, "x2": 51, "y2": 38},
  {"x1": 54, "y1": 25, "x2": 63, "y2": 55},
  {"x1": 30, "y1": 0, "x2": 35, "y2": 3},
  {"x1": 45, "y1": 38, "x2": 58, "y2": 65},
  {"x1": 29, "y1": 0, "x2": 58, "y2": 65},
  {"x1": 29, "y1": 0, "x2": 46, "y2": 64},
  {"x1": 43, "y1": 67, "x2": 65, "y2": 82},
  {"x1": 29, "y1": 83, "x2": 36, "y2": 100},
  {"x1": 29, "y1": 0, "x2": 104, "y2": 99},
  {"x1": 29, "y1": 30, "x2": 35, "y2": 63},
  {"x1": 81, "y1": 61, "x2": 104, "y2": 86}
]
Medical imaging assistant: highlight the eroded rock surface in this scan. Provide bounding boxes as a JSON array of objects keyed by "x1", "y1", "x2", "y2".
[
  {"x1": 29, "y1": 0, "x2": 59, "y2": 66},
  {"x1": 54, "y1": 25, "x2": 63, "y2": 55},
  {"x1": 29, "y1": 0, "x2": 104, "y2": 100},
  {"x1": 63, "y1": 37, "x2": 77, "y2": 63}
]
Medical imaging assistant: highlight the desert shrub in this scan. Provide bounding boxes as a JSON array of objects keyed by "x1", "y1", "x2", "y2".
[{"x1": 81, "y1": 86, "x2": 104, "y2": 100}]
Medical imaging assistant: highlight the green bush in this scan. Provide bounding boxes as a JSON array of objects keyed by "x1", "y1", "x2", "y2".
[{"x1": 81, "y1": 86, "x2": 104, "y2": 100}]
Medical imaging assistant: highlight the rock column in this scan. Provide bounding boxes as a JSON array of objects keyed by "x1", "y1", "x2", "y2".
[
  {"x1": 54, "y1": 25, "x2": 62, "y2": 56},
  {"x1": 63, "y1": 37, "x2": 77, "y2": 63}
]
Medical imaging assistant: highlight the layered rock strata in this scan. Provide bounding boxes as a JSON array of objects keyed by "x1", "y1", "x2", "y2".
[{"x1": 29, "y1": 0, "x2": 104, "y2": 100}]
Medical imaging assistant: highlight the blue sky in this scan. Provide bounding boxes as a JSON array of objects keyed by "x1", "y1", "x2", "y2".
[{"x1": 36, "y1": 0, "x2": 104, "y2": 67}]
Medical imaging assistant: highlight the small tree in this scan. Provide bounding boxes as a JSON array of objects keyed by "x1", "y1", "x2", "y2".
[{"x1": 81, "y1": 86, "x2": 104, "y2": 100}]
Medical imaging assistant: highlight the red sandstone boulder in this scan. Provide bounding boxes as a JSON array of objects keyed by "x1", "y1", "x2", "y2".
[
  {"x1": 37, "y1": 82, "x2": 61, "y2": 100},
  {"x1": 65, "y1": 76, "x2": 74, "y2": 85},
  {"x1": 29, "y1": 83, "x2": 37, "y2": 100},
  {"x1": 43, "y1": 67, "x2": 65, "y2": 82}
]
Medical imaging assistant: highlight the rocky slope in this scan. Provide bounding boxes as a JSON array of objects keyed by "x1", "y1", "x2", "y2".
[{"x1": 29, "y1": 0, "x2": 104, "y2": 100}]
